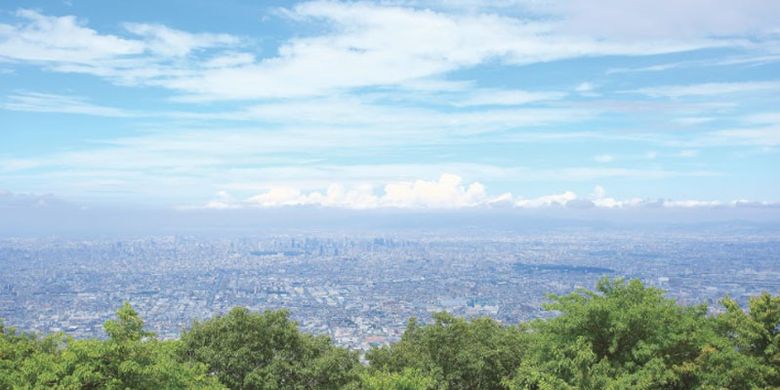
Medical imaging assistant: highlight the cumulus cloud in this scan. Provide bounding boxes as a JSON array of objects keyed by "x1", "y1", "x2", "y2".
[
  {"x1": 237, "y1": 174, "x2": 498, "y2": 209},
  {"x1": 201, "y1": 176, "x2": 777, "y2": 210},
  {"x1": 514, "y1": 191, "x2": 577, "y2": 208},
  {"x1": 589, "y1": 185, "x2": 645, "y2": 208},
  {"x1": 382, "y1": 174, "x2": 489, "y2": 208}
]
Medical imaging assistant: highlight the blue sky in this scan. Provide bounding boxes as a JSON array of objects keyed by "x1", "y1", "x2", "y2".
[{"x1": 1, "y1": 0, "x2": 779, "y2": 211}]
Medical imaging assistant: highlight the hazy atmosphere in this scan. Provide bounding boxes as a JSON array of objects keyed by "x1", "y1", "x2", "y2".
[
  {"x1": 2, "y1": 0, "x2": 779, "y2": 229},
  {"x1": 2, "y1": 3, "x2": 780, "y2": 389}
]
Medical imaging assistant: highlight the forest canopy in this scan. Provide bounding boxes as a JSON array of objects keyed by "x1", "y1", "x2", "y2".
[{"x1": 1, "y1": 278, "x2": 778, "y2": 389}]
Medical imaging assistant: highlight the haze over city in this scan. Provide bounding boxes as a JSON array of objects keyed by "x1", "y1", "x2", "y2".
[{"x1": 1, "y1": 2, "x2": 780, "y2": 388}]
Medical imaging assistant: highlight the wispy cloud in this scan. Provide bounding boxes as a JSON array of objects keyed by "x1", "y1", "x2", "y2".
[
  {"x1": 157, "y1": 1, "x2": 731, "y2": 100},
  {"x1": 677, "y1": 149, "x2": 699, "y2": 158},
  {"x1": 631, "y1": 81, "x2": 780, "y2": 98},
  {"x1": 684, "y1": 112, "x2": 780, "y2": 146},
  {"x1": 606, "y1": 54, "x2": 780, "y2": 75},
  {"x1": 714, "y1": 125, "x2": 780, "y2": 146},
  {"x1": 0, "y1": 4, "x2": 741, "y2": 101},
  {"x1": 0, "y1": 9, "x2": 241, "y2": 87},
  {"x1": 0, "y1": 9, "x2": 145, "y2": 63},
  {"x1": 1, "y1": 92, "x2": 131, "y2": 117},
  {"x1": 122, "y1": 23, "x2": 239, "y2": 57},
  {"x1": 547, "y1": 0, "x2": 780, "y2": 39},
  {"x1": 575, "y1": 82, "x2": 595, "y2": 93},
  {"x1": 453, "y1": 89, "x2": 566, "y2": 107},
  {"x1": 1, "y1": 2, "x2": 779, "y2": 208}
]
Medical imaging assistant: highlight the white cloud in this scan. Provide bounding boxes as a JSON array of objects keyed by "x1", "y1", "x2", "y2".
[
  {"x1": 454, "y1": 89, "x2": 566, "y2": 106},
  {"x1": 201, "y1": 52, "x2": 256, "y2": 68},
  {"x1": 593, "y1": 154, "x2": 614, "y2": 163},
  {"x1": 714, "y1": 125, "x2": 780, "y2": 146},
  {"x1": 201, "y1": 177, "x2": 758, "y2": 210},
  {"x1": 167, "y1": 96, "x2": 591, "y2": 135},
  {"x1": 0, "y1": 105, "x2": 717, "y2": 200},
  {"x1": 382, "y1": 174, "x2": 488, "y2": 208},
  {"x1": 575, "y1": 82, "x2": 594, "y2": 93},
  {"x1": 160, "y1": 1, "x2": 722, "y2": 100},
  {"x1": 204, "y1": 191, "x2": 241, "y2": 209},
  {"x1": 237, "y1": 174, "x2": 497, "y2": 209},
  {"x1": 548, "y1": 0, "x2": 780, "y2": 39},
  {"x1": 0, "y1": 4, "x2": 735, "y2": 101},
  {"x1": 674, "y1": 117, "x2": 715, "y2": 125},
  {"x1": 1, "y1": 92, "x2": 131, "y2": 117},
  {"x1": 123, "y1": 23, "x2": 239, "y2": 57},
  {"x1": 589, "y1": 185, "x2": 644, "y2": 208},
  {"x1": 665, "y1": 113, "x2": 780, "y2": 148},
  {"x1": 0, "y1": 9, "x2": 240, "y2": 87},
  {"x1": 677, "y1": 149, "x2": 699, "y2": 158},
  {"x1": 607, "y1": 62, "x2": 682, "y2": 74},
  {"x1": 1, "y1": 3, "x2": 778, "y2": 209},
  {"x1": 606, "y1": 54, "x2": 780, "y2": 75},
  {"x1": 633, "y1": 81, "x2": 780, "y2": 98},
  {"x1": 591, "y1": 185, "x2": 607, "y2": 199},
  {"x1": 514, "y1": 191, "x2": 577, "y2": 208},
  {"x1": 746, "y1": 113, "x2": 780, "y2": 124},
  {"x1": 662, "y1": 199, "x2": 722, "y2": 208},
  {"x1": 0, "y1": 158, "x2": 41, "y2": 172},
  {"x1": 0, "y1": 9, "x2": 144, "y2": 64}
]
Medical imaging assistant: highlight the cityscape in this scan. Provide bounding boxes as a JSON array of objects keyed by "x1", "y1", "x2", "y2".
[
  {"x1": 2, "y1": 0, "x2": 780, "y2": 387},
  {"x1": 2, "y1": 229, "x2": 778, "y2": 351}
]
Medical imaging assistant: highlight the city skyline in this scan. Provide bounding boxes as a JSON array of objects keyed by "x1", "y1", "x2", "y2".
[{"x1": 3, "y1": 231, "x2": 778, "y2": 347}]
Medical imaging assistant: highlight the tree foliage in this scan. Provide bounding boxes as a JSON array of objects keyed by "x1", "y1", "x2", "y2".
[
  {"x1": 178, "y1": 307, "x2": 361, "y2": 389},
  {"x1": 1, "y1": 278, "x2": 779, "y2": 389},
  {"x1": 349, "y1": 368, "x2": 436, "y2": 390},
  {"x1": 1, "y1": 303, "x2": 224, "y2": 389},
  {"x1": 504, "y1": 279, "x2": 780, "y2": 389},
  {"x1": 366, "y1": 313, "x2": 526, "y2": 389}
]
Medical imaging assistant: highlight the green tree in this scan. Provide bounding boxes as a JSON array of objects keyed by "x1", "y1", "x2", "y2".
[
  {"x1": 178, "y1": 307, "x2": 360, "y2": 389},
  {"x1": 506, "y1": 278, "x2": 712, "y2": 389},
  {"x1": 4, "y1": 280, "x2": 780, "y2": 390},
  {"x1": 350, "y1": 368, "x2": 437, "y2": 390},
  {"x1": 0, "y1": 321, "x2": 59, "y2": 389},
  {"x1": 700, "y1": 292, "x2": 780, "y2": 388},
  {"x1": 367, "y1": 313, "x2": 526, "y2": 389},
  {"x1": 2, "y1": 303, "x2": 224, "y2": 389}
]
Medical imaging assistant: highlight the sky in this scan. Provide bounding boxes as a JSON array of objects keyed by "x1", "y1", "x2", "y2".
[{"x1": 1, "y1": 0, "x2": 780, "y2": 215}]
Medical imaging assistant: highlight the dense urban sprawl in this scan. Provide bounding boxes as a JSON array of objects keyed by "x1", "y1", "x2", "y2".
[{"x1": 1, "y1": 230, "x2": 778, "y2": 351}]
